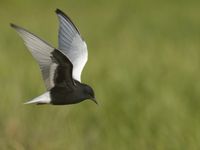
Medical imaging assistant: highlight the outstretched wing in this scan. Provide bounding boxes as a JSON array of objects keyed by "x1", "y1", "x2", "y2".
[
  {"x1": 56, "y1": 9, "x2": 88, "y2": 82},
  {"x1": 11, "y1": 24, "x2": 56, "y2": 90}
]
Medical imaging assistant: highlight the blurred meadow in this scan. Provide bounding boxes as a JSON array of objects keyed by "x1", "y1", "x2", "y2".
[{"x1": 0, "y1": 0, "x2": 200, "y2": 149}]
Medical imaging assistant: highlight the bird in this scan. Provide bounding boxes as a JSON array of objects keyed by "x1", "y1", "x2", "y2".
[{"x1": 10, "y1": 9, "x2": 97, "y2": 105}]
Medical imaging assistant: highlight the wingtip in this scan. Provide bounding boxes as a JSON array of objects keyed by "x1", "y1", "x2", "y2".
[
  {"x1": 10, "y1": 23, "x2": 16, "y2": 28},
  {"x1": 55, "y1": 9, "x2": 66, "y2": 17},
  {"x1": 10, "y1": 23, "x2": 20, "y2": 30},
  {"x1": 55, "y1": 8, "x2": 62, "y2": 14}
]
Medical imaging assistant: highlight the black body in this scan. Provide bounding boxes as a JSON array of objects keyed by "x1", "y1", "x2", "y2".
[{"x1": 50, "y1": 49, "x2": 95, "y2": 105}]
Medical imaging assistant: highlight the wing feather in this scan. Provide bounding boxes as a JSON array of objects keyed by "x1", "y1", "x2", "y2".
[
  {"x1": 11, "y1": 24, "x2": 55, "y2": 90},
  {"x1": 56, "y1": 9, "x2": 88, "y2": 82}
]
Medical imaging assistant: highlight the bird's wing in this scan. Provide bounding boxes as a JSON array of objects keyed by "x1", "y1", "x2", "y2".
[
  {"x1": 56, "y1": 9, "x2": 88, "y2": 82},
  {"x1": 51, "y1": 49, "x2": 75, "y2": 88},
  {"x1": 11, "y1": 24, "x2": 56, "y2": 90}
]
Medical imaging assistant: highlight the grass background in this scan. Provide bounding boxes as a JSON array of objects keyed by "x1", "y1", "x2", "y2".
[{"x1": 0, "y1": 0, "x2": 200, "y2": 149}]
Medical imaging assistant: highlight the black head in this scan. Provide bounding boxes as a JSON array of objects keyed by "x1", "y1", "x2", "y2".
[{"x1": 82, "y1": 84, "x2": 97, "y2": 104}]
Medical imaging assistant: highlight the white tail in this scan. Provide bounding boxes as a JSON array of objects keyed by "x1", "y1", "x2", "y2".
[{"x1": 24, "y1": 92, "x2": 51, "y2": 104}]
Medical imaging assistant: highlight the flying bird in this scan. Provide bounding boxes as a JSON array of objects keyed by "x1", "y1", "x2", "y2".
[{"x1": 10, "y1": 9, "x2": 96, "y2": 105}]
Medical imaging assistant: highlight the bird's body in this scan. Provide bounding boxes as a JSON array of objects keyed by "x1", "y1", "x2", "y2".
[
  {"x1": 50, "y1": 80, "x2": 94, "y2": 105},
  {"x1": 11, "y1": 9, "x2": 96, "y2": 105}
]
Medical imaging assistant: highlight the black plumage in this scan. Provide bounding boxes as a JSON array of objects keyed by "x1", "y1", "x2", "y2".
[{"x1": 50, "y1": 49, "x2": 96, "y2": 105}]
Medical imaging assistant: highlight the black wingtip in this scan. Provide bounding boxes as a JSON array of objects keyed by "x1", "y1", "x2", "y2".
[
  {"x1": 10, "y1": 23, "x2": 16, "y2": 28},
  {"x1": 55, "y1": 9, "x2": 67, "y2": 17},
  {"x1": 55, "y1": 8, "x2": 62, "y2": 14},
  {"x1": 10, "y1": 23, "x2": 20, "y2": 30},
  {"x1": 55, "y1": 8, "x2": 68, "y2": 18}
]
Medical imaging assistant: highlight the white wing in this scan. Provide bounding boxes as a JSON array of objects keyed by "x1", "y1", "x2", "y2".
[
  {"x1": 11, "y1": 24, "x2": 56, "y2": 90},
  {"x1": 56, "y1": 9, "x2": 88, "y2": 82}
]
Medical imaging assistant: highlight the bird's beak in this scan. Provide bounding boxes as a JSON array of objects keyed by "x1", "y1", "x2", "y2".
[{"x1": 91, "y1": 97, "x2": 98, "y2": 105}]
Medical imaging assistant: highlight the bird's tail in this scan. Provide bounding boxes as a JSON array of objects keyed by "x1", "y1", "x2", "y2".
[{"x1": 24, "y1": 92, "x2": 51, "y2": 105}]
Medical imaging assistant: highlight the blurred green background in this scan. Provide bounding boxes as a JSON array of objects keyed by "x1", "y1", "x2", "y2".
[{"x1": 0, "y1": 0, "x2": 200, "y2": 149}]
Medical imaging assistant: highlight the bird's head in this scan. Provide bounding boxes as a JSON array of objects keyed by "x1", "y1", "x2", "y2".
[{"x1": 83, "y1": 84, "x2": 97, "y2": 104}]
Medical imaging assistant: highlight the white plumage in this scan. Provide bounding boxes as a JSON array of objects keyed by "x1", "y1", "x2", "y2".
[{"x1": 24, "y1": 92, "x2": 51, "y2": 104}]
